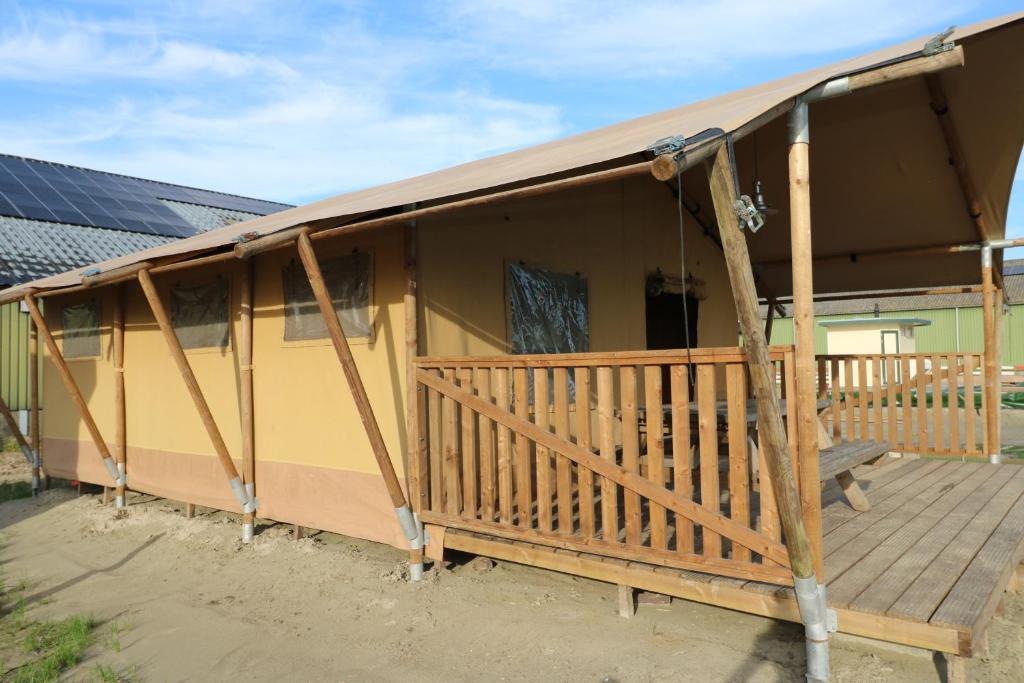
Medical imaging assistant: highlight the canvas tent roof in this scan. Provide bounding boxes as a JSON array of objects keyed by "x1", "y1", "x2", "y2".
[{"x1": 4, "y1": 13, "x2": 1023, "y2": 301}]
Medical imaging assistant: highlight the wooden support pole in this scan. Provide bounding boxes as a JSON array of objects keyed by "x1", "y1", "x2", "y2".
[
  {"x1": 981, "y1": 247, "x2": 1000, "y2": 463},
  {"x1": 788, "y1": 101, "x2": 823, "y2": 579},
  {"x1": 136, "y1": 269, "x2": 254, "y2": 511},
  {"x1": 403, "y1": 219, "x2": 425, "y2": 513},
  {"x1": 29, "y1": 308, "x2": 42, "y2": 490},
  {"x1": 23, "y1": 294, "x2": 120, "y2": 485},
  {"x1": 112, "y1": 285, "x2": 127, "y2": 511},
  {"x1": 239, "y1": 260, "x2": 256, "y2": 542},
  {"x1": 705, "y1": 142, "x2": 814, "y2": 579},
  {"x1": 295, "y1": 231, "x2": 416, "y2": 541}
]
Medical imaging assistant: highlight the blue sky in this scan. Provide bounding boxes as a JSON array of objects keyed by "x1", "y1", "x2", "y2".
[{"x1": 0, "y1": 1, "x2": 1021, "y2": 250}]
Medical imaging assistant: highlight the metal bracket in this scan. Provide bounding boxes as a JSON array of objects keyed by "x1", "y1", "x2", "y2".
[
  {"x1": 826, "y1": 608, "x2": 838, "y2": 633},
  {"x1": 923, "y1": 26, "x2": 955, "y2": 56},
  {"x1": 734, "y1": 195, "x2": 765, "y2": 233},
  {"x1": 646, "y1": 135, "x2": 687, "y2": 157}
]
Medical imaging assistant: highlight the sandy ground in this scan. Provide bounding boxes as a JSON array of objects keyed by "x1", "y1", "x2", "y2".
[
  {"x1": 0, "y1": 458, "x2": 1019, "y2": 682},
  {"x1": 0, "y1": 450, "x2": 30, "y2": 485}
]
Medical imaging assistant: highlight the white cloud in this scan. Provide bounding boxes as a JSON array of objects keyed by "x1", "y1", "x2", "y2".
[
  {"x1": 442, "y1": 0, "x2": 975, "y2": 77},
  {"x1": 0, "y1": 73, "x2": 562, "y2": 203},
  {"x1": 0, "y1": 4, "x2": 565, "y2": 203},
  {"x1": 0, "y1": 0, "x2": 987, "y2": 208}
]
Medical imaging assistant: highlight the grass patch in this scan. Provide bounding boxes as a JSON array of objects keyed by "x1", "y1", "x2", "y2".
[
  {"x1": 0, "y1": 482, "x2": 33, "y2": 504},
  {"x1": 0, "y1": 575, "x2": 132, "y2": 682},
  {"x1": 12, "y1": 614, "x2": 97, "y2": 682}
]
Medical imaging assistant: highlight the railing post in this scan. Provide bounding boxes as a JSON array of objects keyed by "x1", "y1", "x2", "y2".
[{"x1": 981, "y1": 245, "x2": 1000, "y2": 463}]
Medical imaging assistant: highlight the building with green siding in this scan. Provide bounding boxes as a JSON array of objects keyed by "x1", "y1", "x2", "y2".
[{"x1": 764, "y1": 259, "x2": 1024, "y2": 364}]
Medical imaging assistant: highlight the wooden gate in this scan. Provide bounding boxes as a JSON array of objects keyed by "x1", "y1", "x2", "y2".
[{"x1": 411, "y1": 347, "x2": 803, "y2": 586}]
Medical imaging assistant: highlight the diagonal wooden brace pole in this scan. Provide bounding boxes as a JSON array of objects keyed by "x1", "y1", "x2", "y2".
[
  {"x1": 706, "y1": 142, "x2": 826, "y2": 681},
  {"x1": 294, "y1": 231, "x2": 422, "y2": 559},
  {"x1": 23, "y1": 294, "x2": 121, "y2": 488},
  {"x1": 136, "y1": 269, "x2": 257, "y2": 519},
  {"x1": 705, "y1": 144, "x2": 813, "y2": 577}
]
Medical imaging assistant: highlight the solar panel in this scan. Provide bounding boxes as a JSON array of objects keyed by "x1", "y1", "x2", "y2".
[{"x1": 0, "y1": 154, "x2": 290, "y2": 238}]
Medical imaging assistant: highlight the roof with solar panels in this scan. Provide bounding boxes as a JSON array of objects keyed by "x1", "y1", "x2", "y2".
[{"x1": 0, "y1": 153, "x2": 292, "y2": 286}]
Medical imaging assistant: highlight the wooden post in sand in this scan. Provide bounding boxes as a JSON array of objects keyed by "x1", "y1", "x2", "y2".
[
  {"x1": 239, "y1": 260, "x2": 256, "y2": 542},
  {"x1": 112, "y1": 285, "x2": 127, "y2": 511},
  {"x1": 29, "y1": 310, "x2": 42, "y2": 492}
]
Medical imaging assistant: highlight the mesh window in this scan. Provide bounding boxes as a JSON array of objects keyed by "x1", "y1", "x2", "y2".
[
  {"x1": 282, "y1": 252, "x2": 371, "y2": 341},
  {"x1": 508, "y1": 263, "x2": 589, "y2": 402},
  {"x1": 509, "y1": 262, "x2": 589, "y2": 355},
  {"x1": 170, "y1": 278, "x2": 230, "y2": 349},
  {"x1": 62, "y1": 300, "x2": 101, "y2": 359}
]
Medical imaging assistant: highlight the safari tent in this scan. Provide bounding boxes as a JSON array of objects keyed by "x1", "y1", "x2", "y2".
[{"x1": 1, "y1": 14, "x2": 1023, "y2": 681}]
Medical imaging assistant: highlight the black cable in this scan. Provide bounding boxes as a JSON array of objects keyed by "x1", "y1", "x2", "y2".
[{"x1": 677, "y1": 166, "x2": 693, "y2": 375}]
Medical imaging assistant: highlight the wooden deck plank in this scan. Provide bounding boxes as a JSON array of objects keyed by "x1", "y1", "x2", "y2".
[
  {"x1": 930, "y1": 470, "x2": 1024, "y2": 632},
  {"x1": 821, "y1": 458, "x2": 930, "y2": 527},
  {"x1": 851, "y1": 465, "x2": 1024, "y2": 616},
  {"x1": 889, "y1": 465, "x2": 1024, "y2": 623},
  {"x1": 823, "y1": 460, "x2": 952, "y2": 544},
  {"x1": 827, "y1": 463, "x2": 1003, "y2": 608},
  {"x1": 824, "y1": 463, "x2": 974, "y2": 577}
]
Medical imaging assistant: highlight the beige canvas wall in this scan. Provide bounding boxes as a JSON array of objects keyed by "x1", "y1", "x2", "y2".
[
  {"x1": 39, "y1": 180, "x2": 739, "y2": 550},
  {"x1": 418, "y1": 175, "x2": 737, "y2": 357}
]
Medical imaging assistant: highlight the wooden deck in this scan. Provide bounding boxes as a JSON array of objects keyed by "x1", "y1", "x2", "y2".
[{"x1": 442, "y1": 457, "x2": 1024, "y2": 656}]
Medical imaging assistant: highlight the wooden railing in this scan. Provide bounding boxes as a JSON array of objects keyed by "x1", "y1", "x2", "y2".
[
  {"x1": 411, "y1": 346, "x2": 804, "y2": 586},
  {"x1": 814, "y1": 353, "x2": 985, "y2": 458}
]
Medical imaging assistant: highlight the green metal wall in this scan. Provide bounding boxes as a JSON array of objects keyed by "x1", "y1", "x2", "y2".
[
  {"x1": 0, "y1": 301, "x2": 31, "y2": 411},
  {"x1": 766, "y1": 305, "x2": 1024, "y2": 365}
]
